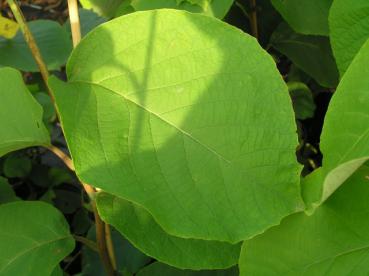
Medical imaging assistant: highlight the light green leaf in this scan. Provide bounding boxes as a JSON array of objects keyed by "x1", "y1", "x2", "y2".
[
  {"x1": 50, "y1": 10, "x2": 302, "y2": 243},
  {"x1": 0, "y1": 176, "x2": 19, "y2": 204},
  {"x1": 0, "y1": 20, "x2": 72, "y2": 72},
  {"x1": 96, "y1": 193, "x2": 240, "y2": 269},
  {"x1": 270, "y1": 23, "x2": 339, "y2": 87},
  {"x1": 130, "y1": 0, "x2": 233, "y2": 19},
  {"x1": 239, "y1": 164, "x2": 369, "y2": 275},
  {"x1": 302, "y1": 39, "x2": 369, "y2": 211},
  {"x1": 271, "y1": 0, "x2": 332, "y2": 36},
  {"x1": 0, "y1": 201, "x2": 75, "y2": 275},
  {"x1": 80, "y1": 0, "x2": 123, "y2": 18},
  {"x1": 0, "y1": 68, "x2": 50, "y2": 157},
  {"x1": 329, "y1": 0, "x2": 369, "y2": 76},
  {"x1": 137, "y1": 262, "x2": 238, "y2": 276},
  {"x1": 288, "y1": 82, "x2": 315, "y2": 120}
]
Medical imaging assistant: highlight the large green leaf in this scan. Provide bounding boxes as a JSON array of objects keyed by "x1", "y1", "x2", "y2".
[
  {"x1": 96, "y1": 193, "x2": 240, "y2": 269},
  {"x1": 302, "y1": 39, "x2": 369, "y2": 211},
  {"x1": 137, "y1": 262, "x2": 238, "y2": 276},
  {"x1": 0, "y1": 201, "x2": 75, "y2": 275},
  {"x1": 329, "y1": 0, "x2": 369, "y2": 76},
  {"x1": 0, "y1": 20, "x2": 72, "y2": 72},
  {"x1": 129, "y1": 0, "x2": 234, "y2": 19},
  {"x1": 271, "y1": 0, "x2": 332, "y2": 36},
  {"x1": 50, "y1": 10, "x2": 302, "y2": 243},
  {"x1": 270, "y1": 23, "x2": 339, "y2": 87},
  {"x1": 239, "y1": 164, "x2": 369, "y2": 275},
  {"x1": 0, "y1": 68, "x2": 50, "y2": 157}
]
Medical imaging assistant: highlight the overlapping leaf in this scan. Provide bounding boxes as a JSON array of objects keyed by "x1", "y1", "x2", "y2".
[
  {"x1": 329, "y1": 0, "x2": 369, "y2": 76},
  {"x1": 239, "y1": 164, "x2": 369, "y2": 275},
  {"x1": 50, "y1": 10, "x2": 302, "y2": 243},
  {"x1": 96, "y1": 193, "x2": 240, "y2": 269},
  {"x1": 271, "y1": 0, "x2": 332, "y2": 36},
  {"x1": 0, "y1": 201, "x2": 75, "y2": 275},
  {"x1": 137, "y1": 262, "x2": 238, "y2": 276},
  {"x1": 0, "y1": 20, "x2": 72, "y2": 72},
  {"x1": 129, "y1": 0, "x2": 234, "y2": 19},
  {"x1": 0, "y1": 68, "x2": 50, "y2": 157},
  {"x1": 302, "y1": 39, "x2": 369, "y2": 210},
  {"x1": 270, "y1": 23, "x2": 339, "y2": 87}
]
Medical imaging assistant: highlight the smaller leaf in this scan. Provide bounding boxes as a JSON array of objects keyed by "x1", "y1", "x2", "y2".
[
  {"x1": 64, "y1": 9, "x2": 107, "y2": 37},
  {"x1": 3, "y1": 154, "x2": 32, "y2": 178},
  {"x1": 0, "y1": 20, "x2": 72, "y2": 71},
  {"x1": 0, "y1": 176, "x2": 19, "y2": 204},
  {"x1": 80, "y1": 0, "x2": 124, "y2": 18},
  {"x1": 288, "y1": 82, "x2": 316, "y2": 120},
  {"x1": 97, "y1": 193, "x2": 241, "y2": 269},
  {"x1": 271, "y1": 23, "x2": 339, "y2": 87},
  {"x1": 0, "y1": 67, "x2": 50, "y2": 156},
  {"x1": 0, "y1": 201, "x2": 75, "y2": 276},
  {"x1": 137, "y1": 262, "x2": 238, "y2": 276}
]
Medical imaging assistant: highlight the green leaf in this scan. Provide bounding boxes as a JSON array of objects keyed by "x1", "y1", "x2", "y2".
[
  {"x1": 329, "y1": 0, "x2": 369, "y2": 76},
  {"x1": 64, "y1": 8, "x2": 107, "y2": 37},
  {"x1": 270, "y1": 23, "x2": 339, "y2": 87},
  {"x1": 0, "y1": 176, "x2": 19, "y2": 204},
  {"x1": 82, "y1": 225, "x2": 151, "y2": 275},
  {"x1": 137, "y1": 262, "x2": 238, "y2": 276},
  {"x1": 96, "y1": 193, "x2": 240, "y2": 269},
  {"x1": 271, "y1": 0, "x2": 332, "y2": 36},
  {"x1": 3, "y1": 154, "x2": 32, "y2": 178},
  {"x1": 130, "y1": 0, "x2": 234, "y2": 19},
  {"x1": 288, "y1": 82, "x2": 315, "y2": 120},
  {"x1": 0, "y1": 201, "x2": 75, "y2": 275},
  {"x1": 80, "y1": 0, "x2": 124, "y2": 18},
  {"x1": 0, "y1": 20, "x2": 72, "y2": 72},
  {"x1": 50, "y1": 10, "x2": 302, "y2": 243},
  {"x1": 302, "y1": 38, "x2": 369, "y2": 211},
  {"x1": 0, "y1": 68, "x2": 50, "y2": 157},
  {"x1": 239, "y1": 164, "x2": 369, "y2": 275}
]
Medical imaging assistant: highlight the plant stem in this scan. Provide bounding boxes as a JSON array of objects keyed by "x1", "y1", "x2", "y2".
[
  {"x1": 105, "y1": 224, "x2": 117, "y2": 270},
  {"x1": 67, "y1": 0, "x2": 81, "y2": 47},
  {"x1": 248, "y1": 0, "x2": 258, "y2": 39},
  {"x1": 73, "y1": 235, "x2": 99, "y2": 252},
  {"x1": 6, "y1": 0, "x2": 54, "y2": 101},
  {"x1": 66, "y1": 3, "x2": 116, "y2": 275}
]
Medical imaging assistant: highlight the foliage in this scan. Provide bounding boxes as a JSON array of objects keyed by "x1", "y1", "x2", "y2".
[{"x1": 1, "y1": 0, "x2": 369, "y2": 275}]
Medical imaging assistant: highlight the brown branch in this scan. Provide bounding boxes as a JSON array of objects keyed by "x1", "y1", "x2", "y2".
[{"x1": 249, "y1": 0, "x2": 258, "y2": 39}]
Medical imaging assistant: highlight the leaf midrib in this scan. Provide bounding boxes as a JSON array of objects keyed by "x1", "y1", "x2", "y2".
[{"x1": 72, "y1": 80, "x2": 232, "y2": 164}]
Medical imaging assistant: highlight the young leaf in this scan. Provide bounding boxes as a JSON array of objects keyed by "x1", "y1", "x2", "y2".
[
  {"x1": 0, "y1": 68, "x2": 50, "y2": 157},
  {"x1": 96, "y1": 193, "x2": 241, "y2": 269},
  {"x1": 130, "y1": 0, "x2": 234, "y2": 19},
  {"x1": 271, "y1": 0, "x2": 332, "y2": 36},
  {"x1": 50, "y1": 10, "x2": 302, "y2": 243},
  {"x1": 0, "y1": 20, "x2": 72, "y2": 72},
  {"x1": 137, "y1": 262, "x2": 238, "y2": 276},
  {"x1": 302, "y1": 39, "x2": 369, "y2": 210},
  {"x1": 239, "y1": 165, "x2": 369, "y2": 275},
  {"x1": 270, "y1": 23, "x2": 339, "y2": 88},
  {"x1": 329, "y1": 0, "x2": 369, "y2": 76},
  {"x1": 0, "y1": 201, "x2": 75, "y2": 275}
]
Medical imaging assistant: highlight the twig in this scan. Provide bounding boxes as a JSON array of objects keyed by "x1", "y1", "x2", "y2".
[
  {"x1": 73, "y1": 235, "x2": 99, "y2": 252},
  {"x1": 6, "y1": 0, "x2": 54, "y2": 102},
  {"x1": 248, "y1": 0, "x2": 258, "y2": 39},
  {"x1": 105, "y1": 224, "x2": 117, "y2": 270},
  {"x1": 235, "y1": 1, "x2": 249, "y2": 19},
  {"x1": 67, "y1": 0, "x2": 81, "y2": 47}
]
